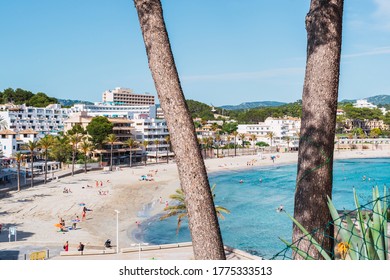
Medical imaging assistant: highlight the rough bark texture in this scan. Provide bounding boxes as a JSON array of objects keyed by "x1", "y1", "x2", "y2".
[
  {"x1": 134, "y1": 0, "x2": 226, "y2": 260},
  {"x1": 293, "y1": 0, "x2": 343, "y2": 259}
]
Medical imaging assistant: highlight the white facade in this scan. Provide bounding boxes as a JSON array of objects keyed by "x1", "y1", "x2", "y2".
[
  {"x1": 353, "y1": 99, "x2": 387, "y2": 115},
  {"x1": 132, "y1": 114, "x2": 169, "y2": 153},
  {"x1": 353, "y1": 99, "x2": 377, "y2": 109},
  {"x1": 264, "y1": 117, "x2": 300, "y2": 137},
  {"x1": 71, "y1": 103, "x2": 157, "y2": 119},
  {"x1": 0, "y1": 104, "x2": 72, "y2": 137},
  {"x1": 102, "y1": 87, "x2": 155, "y2": 106},
  {"x1": 237, "y1": 117, "x2": 301, "y2": 148},
  {"x1": 0, "y1": 129, "x2": 38, "y2": 158}
]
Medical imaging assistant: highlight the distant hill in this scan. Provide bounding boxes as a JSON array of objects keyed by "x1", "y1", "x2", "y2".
[
  {"x1": 220, "y1": 101, "x2": 286, "y2": 111},
  {"x1": 340, "y1": 95, "x2": 390, "y2": 105},
  {"x1": 57, "y1": 99, "x2": 93, "y2": 107}
]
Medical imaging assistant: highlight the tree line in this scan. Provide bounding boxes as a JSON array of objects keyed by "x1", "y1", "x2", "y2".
[{"x1": 0, "y1": 88, "x2": 58, "y2": 107}]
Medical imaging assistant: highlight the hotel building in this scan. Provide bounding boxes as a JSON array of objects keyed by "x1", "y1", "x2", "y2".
[{"x1": 102, "y1": 87, "x2": 155, "y2": 106}]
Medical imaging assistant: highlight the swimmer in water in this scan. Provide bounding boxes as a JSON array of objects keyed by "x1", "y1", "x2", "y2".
[{"x1": 276, "y1": 205, "x2": 284, "y2": 212}]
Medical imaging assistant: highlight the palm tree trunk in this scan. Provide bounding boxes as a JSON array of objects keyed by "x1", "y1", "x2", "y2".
[
  {"x1": 293, "y1": 0, "x2": 343, "y2": 260},
  {"x1": 84, "y1": 155, "x2": 87, "y2": 173},
  {"x1": 234, "y1": 137, "x2": 237, "y2": 157},
  {"x1": 129, "y1": 149, "x2": 132, "y2": 167},
  {"x1": 30, "y1": 155, "x2": 34, "y2": 188},
  {"x1": 71, "y1": 149, "x2": 75, "y2": 176},
  {"x1": 134, "y1": 0, "x2": 226, "y2": 260},
  {"x1": 110, "y1": 145, "x2": 113, "y2": 171},
  {"x1": 17, "y1": 163, "x2": 21, "y2": 192},
  {"x1": 44, "y1": 151, "x2": 48, "y2": 184}
]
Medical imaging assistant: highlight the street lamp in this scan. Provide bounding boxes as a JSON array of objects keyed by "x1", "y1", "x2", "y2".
[
  {"x1": 130, "y1": 243, "x2": 149, "y2": 260},
  {"x1": 114, "y1": 210, "x2": 120, "y2": 254}
]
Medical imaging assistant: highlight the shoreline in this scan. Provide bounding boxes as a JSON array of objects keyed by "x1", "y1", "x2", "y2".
[{"x1": 1, "y1": 149, "x2": 390, "y2": 255}]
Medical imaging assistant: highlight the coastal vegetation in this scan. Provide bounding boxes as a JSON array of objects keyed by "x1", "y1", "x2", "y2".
[
  {"x1": 0, "y1": 88, "x2": 57, "y2": 107},
  {"x1": 160, "y1": 186, "x2": 230, "y2": 234},
  {"x1": 283, "y1": 187, "x2": 388, "y2": 260}
]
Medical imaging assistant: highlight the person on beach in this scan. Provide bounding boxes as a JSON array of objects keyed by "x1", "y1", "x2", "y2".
[
  {"x1": 82, "y1": 209, "x2": 86, "y2": 221},
  {"x1": 63, "y1": 241, "x2": 69, "y2": 251},
  {"x1": 78, "y1": 242, "x2": 84, "y2": 252}
]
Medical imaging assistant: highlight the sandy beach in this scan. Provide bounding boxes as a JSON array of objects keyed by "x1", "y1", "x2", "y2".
[{"x1": 1, "y1": 149, "x2": 390, "y2": 255}]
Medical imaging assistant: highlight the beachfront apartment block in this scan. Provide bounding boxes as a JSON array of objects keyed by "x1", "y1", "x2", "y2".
[
  {"x1": 0, "y1": 103, "x2": 72, "y2": 137},
  {"x1": 237, "y1": 117, "x2": 301, "y2": 148},
  {"x1": 0, "y1": 129, "x2": 38, "y2": 158},
  {"x1": 132, "y1": 114, "x2": 171, "y2": 161},
  {"x1": 102, "y1": 87, "x2": 155, "y2": 106}
]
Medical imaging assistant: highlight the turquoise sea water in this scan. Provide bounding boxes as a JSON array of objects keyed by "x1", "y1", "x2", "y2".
[{"x1": 133, "y1": 158, "x2": 390, "y2": 259}]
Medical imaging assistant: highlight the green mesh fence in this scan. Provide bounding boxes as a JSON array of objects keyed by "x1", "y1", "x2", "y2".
[{"x1": 271, "y1": 194, "x2": 390, "y2": 260}]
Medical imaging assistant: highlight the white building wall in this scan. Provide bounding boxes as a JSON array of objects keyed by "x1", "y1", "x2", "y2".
[
  {"x1": 72, "y1": 103, "x2": 157, "y2": 119},
  {"x1": 0, "y1": 104, "x2": 72, "y2": 137}
]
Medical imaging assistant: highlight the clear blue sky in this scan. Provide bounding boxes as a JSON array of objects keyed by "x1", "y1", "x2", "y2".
[{"x1": 1, "y1": 0, "x2": 390, "y2": 106}]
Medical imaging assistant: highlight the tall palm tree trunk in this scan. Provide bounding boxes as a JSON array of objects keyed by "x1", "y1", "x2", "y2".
[
  {"x1": 134, "y1": 0, "x2": 225, "y2": 260},
  {"x1": 293, "y1": 0, "x2": 343, "y2": 260},
  {"x1": 110, "y1": 145, "x2": 113, "y2": 171},
  {"x1": 71, "y1": 149, "x2": 76, "y2": 176},
  {"x1": 129, "y1": 150, "x2": 132, "y2": 167},
  {"x1": 17, "y1": 163, "x2": 21, "y2": 192},
  {"x1": 44, "y1": 151, "x2": 48, "y2": 184},
  {"x1": 30, "y1": 155, "x2": 34, "y2": 188}
]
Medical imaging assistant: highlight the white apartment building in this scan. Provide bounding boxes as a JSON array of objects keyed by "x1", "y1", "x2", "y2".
[
  {"x1": 0, "y1": 129, "x2": 38, "y2": 158},
  {"x1": 237, "y1": 117, "x2": 301, "y2": 148},
  {"x1": 353, "y1": 99, "x2": 377, "y2": 109},
  {"x1": 353, "y1": 99, "x2": 387, "y2": 115},
  {"x1": 0, "y1": 103, "x2": 72, "y2": 137},
  {"x1": 102, "y1": 87, "x2": 155, "y2": 106},
  {"x1": 71, "y1": 103, "x2": 157, "y2": 119},
  {"x1": 132, "y1": 114, "x2": 169, "y2": 154},
  {"x1": 264, "y1": 117, "x2": 301, "y2": 137}
]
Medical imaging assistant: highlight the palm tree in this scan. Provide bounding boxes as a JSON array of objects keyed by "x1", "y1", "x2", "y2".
[
  {"x1": 250, "y1": 134, "x2": 257, "y2": 155},
  {"x1": 266, "y1": 132, "x2": 275, "y2": 148},
  {"x1": 79, "y1": 137, "x2": 94, "y2": 173},
  {"x1": 68, "y1": 133, "x2": 83, "y2": 176},
  {"x1": 226, "y1": 135, "x2": 231, "y2": 157},
  {"x1": 165, "y1": 135, "x2": 171, "y2": 164},
  {"x1": 232, "y1": 131, "x2": 238, "y2": 156},
  {"x1": 0, "y1": 116, "x2": 7, "y2": 130},
  {"x1": 160, "y1": 185, "x2": 230, "y2": 234},
  {"x1": 13, "y1": 152, "x2": 24, "y2": 192},
  {"x1": 50, "y1": 134, "x2": 70, "y2": 169},
  {"x1": 154, "y1": 139, "x2": 159, "y2": 163},
  {"x1": 284, "y1": 136, "x2": 291, "y2": 152},
  {"x1": 124, "y1": 138, "x2": 138, "y2": 167},
  {"x1": 293, "y1": 0, "x2": 344, "y2": 260},
  {"x1": 135, "y1": 0, "x2": 226, "y2": 259},
  {"x1": 105, "y1": 134, "x2": 118, "y2": 171},
  {"x1": 38, "y1": 135, "x2": 53, "y2": 184},
  {"x1": 142, "y1": 140, "x2": 149, "y2": 166},
  {"x1": 239, "y1": 133, "x2": 246, "y2": 155},
  {"x1": 215, "y1": 134, "x2": 221, "y2": 158},
  {"x1": 25, "y1": 140, "x2": 39, "y2": 188},
  {"x1": 202, "y1": 137, "x2": 209, "y2": 158}
]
